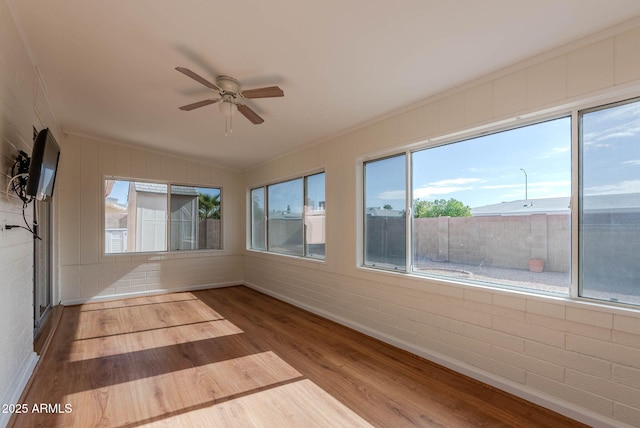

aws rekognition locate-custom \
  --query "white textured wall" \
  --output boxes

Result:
[0,1,57,425]
[57,134,244,304]
[243,18,640,428]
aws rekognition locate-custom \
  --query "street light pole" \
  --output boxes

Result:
[520,168,528,201]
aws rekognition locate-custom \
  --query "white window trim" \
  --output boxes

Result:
[357,88,640,310]
[247,169,326,261]
[102,176,224,256]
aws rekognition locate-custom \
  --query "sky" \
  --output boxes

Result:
[582,100,640,197]
[366,100,640,210]
[367,116,571,210]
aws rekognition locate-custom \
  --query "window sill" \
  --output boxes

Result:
[245,248,326,264]
[356,264,640,315]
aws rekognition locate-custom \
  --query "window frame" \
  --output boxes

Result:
[103,176,223,255]
[358,91,640,309]
[577,96,640,306]
[248,170,326,260]
[266,177,305,257]
[362,153,408,272]
[250,187,266,251]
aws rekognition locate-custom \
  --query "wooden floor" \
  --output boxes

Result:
[11,286,587,427]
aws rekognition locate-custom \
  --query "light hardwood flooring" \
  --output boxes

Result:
[11,286,587,427]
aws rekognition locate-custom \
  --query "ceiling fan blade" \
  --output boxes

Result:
[241,86,284,99]
[175,67,220,91]
[178,98,219,111]
[237,104,264,124]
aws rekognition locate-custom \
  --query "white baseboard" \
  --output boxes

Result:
[0,351,39,428]
[60,281,242,305]
[242,281,630,428]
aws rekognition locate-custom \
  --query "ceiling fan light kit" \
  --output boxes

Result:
[219,94,235,135]
[175,67,283,134]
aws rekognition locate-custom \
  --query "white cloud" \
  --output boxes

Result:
[545,146,570,157]
[481,183,520,190]
[482,180,570,190]
[413,186,473,199]
[623,159,640,166]
[376,190,406,200]
[413,177,481,199]
[584,180,640,196]
[427,178,482,186]
[468,167,497,174]
[529,180,571,188]
[500,191,523,199]
[583,103,640,148]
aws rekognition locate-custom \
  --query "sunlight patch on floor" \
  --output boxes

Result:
[74,298,226,340]
[67,319,243,362]
[62,351,305,427]
[154,379,373,428]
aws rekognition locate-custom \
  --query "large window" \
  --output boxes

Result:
[250,187,266,250]
[268,178,304,256]
[412,118,572,294]
[362,96,640,306]
[580,99,640,305]
[305,172,326,259]
[363,117,573,295]
[250,172,325,259]
[364,155,406,270]
[170,186,221,251]
[104,179,221,254]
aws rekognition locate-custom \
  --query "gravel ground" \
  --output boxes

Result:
[413,259,571,294]
[414,259,640,305]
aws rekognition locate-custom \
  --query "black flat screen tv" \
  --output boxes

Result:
[26,128,61,201]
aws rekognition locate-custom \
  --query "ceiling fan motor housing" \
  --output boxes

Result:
[216,76,240,95]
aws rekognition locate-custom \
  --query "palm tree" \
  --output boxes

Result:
[199,193,220,219]
[198,193,220,248]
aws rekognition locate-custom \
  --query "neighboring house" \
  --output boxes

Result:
[582,192,640,214]
[104,196,128,253]
[127,182,169,252]
[267,205,327,250]
[365,207,405,217]
[471,194,640,216]
[105,183,201,252]
[471,197,571,216]
[170,186,200,251]
[305,204,326,245]
[126,183,207,252]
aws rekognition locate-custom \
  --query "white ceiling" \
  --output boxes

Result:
[10,1,640,170]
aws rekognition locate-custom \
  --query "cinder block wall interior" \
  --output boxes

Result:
[2,3,640,427]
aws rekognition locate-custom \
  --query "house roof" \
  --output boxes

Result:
[472,193,640,216]
[582,192,640,213]
[269,211,302,220]
[133,182,168,194]
[366,207,405,217]
[471,197,570,216]
[170,186,199,197]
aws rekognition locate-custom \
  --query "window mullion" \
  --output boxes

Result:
[264,186,269,252]
[303,176,308,257]
[571,110,580,299]
[167,184,172,252]
[406,150,412,273]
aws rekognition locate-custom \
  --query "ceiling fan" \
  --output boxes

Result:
[175,67,284,131]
